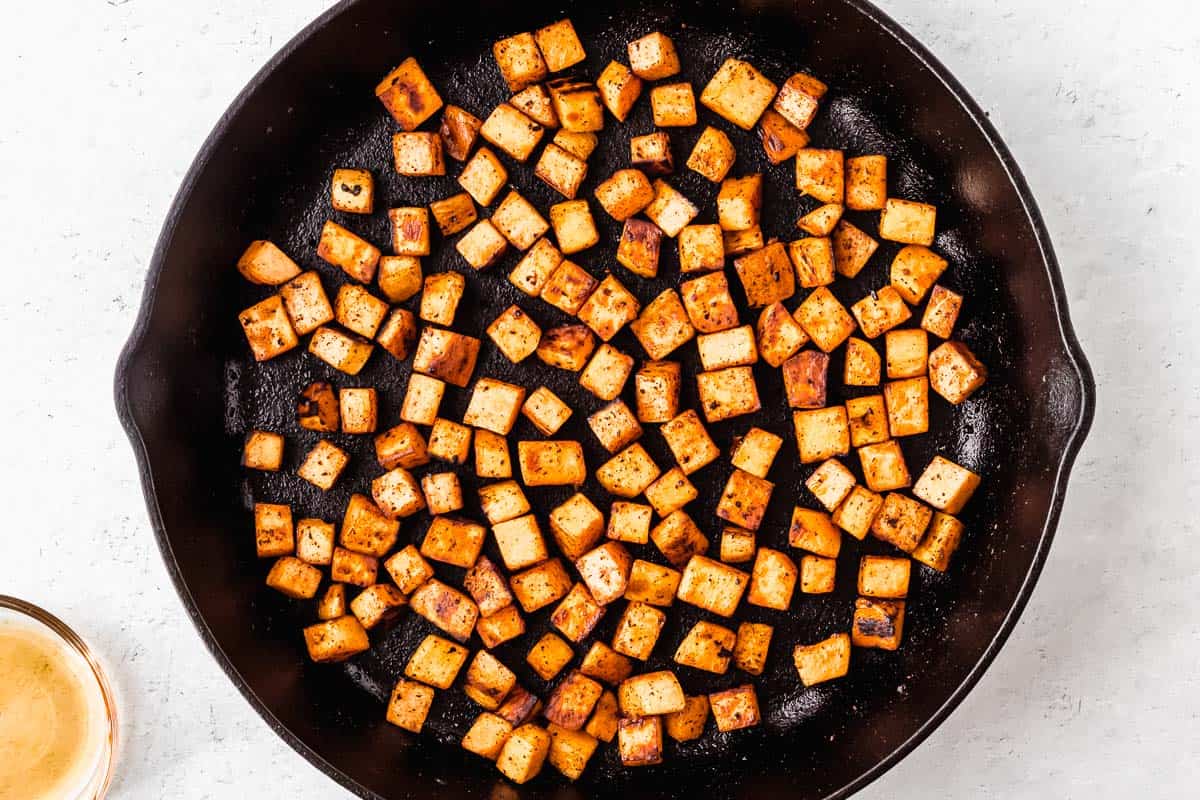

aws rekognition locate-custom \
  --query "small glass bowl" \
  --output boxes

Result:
[0,596,118,800]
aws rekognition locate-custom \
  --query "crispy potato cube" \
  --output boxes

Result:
[912,511,965,571]
[486,305,541,365]
[367,467,425,524]
[607,501,653,545]
[481,104,545,162]
[701,58,777,130]
[298,439,349,490]
[724,226,764,256]
[789,236,835,288]
[717,175,762,232]
[384,544,435,594]
[577,275,639,343]
[465,554,516,616]
[493,32,548,91]
[756,301,809,367]
[858,440,911,492]
[889,246,947,307]
[588,400,643,453]
[392,133,444,177]
[913,455,981,513]
[527,632,574,680]
[660,409,719,475]
[635,360,681,423]
[280,270,334,335]
[844,154,887,211]
[832,219,879,279]
[497,724,551,785]
[788,506,842,557]
[806,458,856,511]
[747,548,798,610]
[498,686,544,727]
[551,584,606,643]
[733,622,773,676]
[650,510,709,567]
[884,376,929,437]
[858,555,911,599]
[553,130,599,160]
[716,468,774,530]
[318,220,380,283]
[696,366,761,423]
[428,417,473,464]
[921,285,963,339]
[340,493,400,555]
[646,467,698,516]
[350,584,407,630]
[237,240,300,285]
[619,671,686,717]
[463,713,514,760]
[429,192,477,237]
[880,198,937,245]
[644,180,698,238]
[376,256,422,304]
[511,558,573,612]
[872,493,933,553]
[421,515,485,568]
[795,287,856,352]
[386,678,435,734]
[618,717,663,767]
[304,615,369,663]
[929,341,988,404]
[594,168,655,221]
[308,326,373,375]
[239,296,298,362]
[832,485,884,540]
[774,72,826,130]
[575,541,633,605]
[475,430,513,479]
[660,695,708,744]
[734,242,795,308]
[846,394,889,447]
[630,289,695,359]
[338,388,378,435]
[330,547,378,587]
[676,555,749,617]
[547,723,598,781]
[518,440,587,486]
[630,131,673,176]
[413,327,481,387]
[535,143,588,199]
[845,336,882,386]
[627,31,680,79]
[851,286,912,340]
[674,620,736,674]
[597,61,643,122]
[296,519,335,566]
[730,427,783,479]
[545,670,604,731]
[549,492,605,560]
[681,271,739,333]
[535,18,586,71]
[548,78,605,133]
[465,650,518,710]
[696,323,758,371]
[852,598,906,650]
[405,633,469,689]
[708,684,760,732]
[410,579,480,642]
[686,126,736,183]
[758,108,810,164]
[793,633,851,686]
[795,148,844,204]
[419,272,464,326]
[650,82,697,127]
[541,261,600,319]
[266,556,322,599]
[616,218,663,278]
[317,584,347,620]
[375,56,442,130]
[493,513,549,571]
[597,443,661,498]
[677,225,723,276]
[510,84,558,129]
[521,386,571,435]
[580,343,635,401]
[580,642,634,685]
[242,430,284,471]
[797,203,844,237]
[374,422,430,470]
[464,377,526,435]
[493,190,550,250]
[477,606,526,648]
[720,526,756,564]
[783,350,830,409]
[439,104,483,162]
[458,147,508,207]
[626,560,682,606]
[800,554,837,594]
[586,690,620,742]
[612,602,666,660]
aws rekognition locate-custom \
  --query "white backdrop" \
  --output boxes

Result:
[0,1,1196,796]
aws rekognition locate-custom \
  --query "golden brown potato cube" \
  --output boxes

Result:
[851,286,912,340]
[429,192,478,236]
[681,271,739,333]
[350,584,408,630]
[578,276,640,344]
[683,127,734,184]
[237,239,301,285]
[852,598,906,650]
[650,510,710,567]
[658,409,718,475]
[304,615,370,663]
[630,131,673,176]
[585,690,620,742]
[626,560,682,606]
[793,632,851,686]
[481,104,545,162]
[630,289,695,360]
[593,168,655,221]
[375,57,443,130]
[296,519,335,566]
[517,439,587,486]
[384,544,435,594]
[858,440,911,492]
[885,329,929,380]
[463,713,515,761]
[541,260,599,316]
[510,84,558,129]
[496,724,551,785]
[644,179,698,238]
[520,386,570,436]
[548,492,604,560]
[676,555,749,617]
[528,631,575,680]
[871,493,933,553]
[607,501,652,545]
[545,670,604,731]
[459,147,509,207]
[421,516,485,568]
[650,82,697,127]
[411,579,480,642]
[716,175,761,232]
[266,556,322,599]
[579,344,635,402]
[551,583,606,643]
[464,554,515,617]
[611,601,666,660]
[318,583,347,620]
[597,443,662,499]
[492,513,549,572]
[844,154,887,211]
[475,430,513,480]
[587,400,643,453]
[858,555,911,599]
[511,558,573,613]
[830,221,877,280]
[755,302,808,368]
[298,439,349,490]
[888,246,947,307]
[788,506,842,557]
[789,236,836,288]
[372,463,425,514]
[548,78,605,133]
[912,455,981,514]
[884,376,929,437]
[696,366,762,423]
[597,61,643,122]
[493,32,548,91]
[716,468,774,530]
[758,108,810,165]
[929,341,988,404]
[844,337,881,387]
[575,541,634,605]
[498,686,544,728]
[619,670,686,717]
[783,350,830,409]
[319,220,380,283]
[635,360,681,423]
[377,256,422,304]
[254,503,293,558]
[795,148,844,204]
[239,295,298,362]
[695,324,757,370]
[611,221,662,281]
[338,388,378,435]
[552,130,598,161]
[536,18,586,72]
[439,104,483,162]
[386,678,435,733]
[747,547,798,610]
[805,458,856,511]
[846,394,889,447]
[547,723,598,781]
[464,650,518,710]
[419,272,464,327]
[800,554,837,594]
[921,285,963,339]
[308,326,373,375]
[912,511,964,571]
[795,287,856,353]
[725,226,765,256]
[880,197,937,245]
[487,305,542,364]
[392,133,445,177]
[673,620,737,674]
[627,31,680,79]
[674,227,724,278]
[535,143,588,199]
[658,695,708,745]
[579,641,634,685]
[374,423,430,470]
[708,684,760,732]
[832,485,884,540]
[341,492,401,555]
[618,716,663,767]
[413,327,481,387]
[727,427,781,480]
[701,57,777,130]
[773,71,826,130]
[646,467,698,517]
[477,606,526,649]
[330,547,379,587]
[491,191,549,251]
[734,242,795,308]
[720,526,756,564]
[428,417,473,464]
[549,199,600,253]
[279,270,334,335]
[242,430,284,471]
[797,203,844,237]
[728,623,772,679]
[463,378,526,436]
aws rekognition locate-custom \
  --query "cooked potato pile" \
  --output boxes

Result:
[236,16,988,784]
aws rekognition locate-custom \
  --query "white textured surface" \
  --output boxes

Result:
[0,0,1195,797]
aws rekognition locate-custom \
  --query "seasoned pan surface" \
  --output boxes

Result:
[115,0,1094,797]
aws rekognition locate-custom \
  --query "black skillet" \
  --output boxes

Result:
[114,0,1095,797]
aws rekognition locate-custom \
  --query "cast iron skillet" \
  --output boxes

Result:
[114,0,1095,797]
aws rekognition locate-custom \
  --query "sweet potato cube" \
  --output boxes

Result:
[376,256,422,304]
[681,271,739,333]
[788,506,842,557]
[793,633,851,686]
[374,423,429,470]
[464,651,518,711]
[845,154,887,210]
[475,430,513,479]
[242,430,284,471]
[510,84,558,129]
[913,455,981,513]
[575,541,633,605]
[350,584,407,630]
[594,168,655,221]
[879,198,937,245]
[871,493,933,553]
[535,143,588,199]
[630,289,695,360]
[644,179,698,238]
[789,236,835,288]
[619,671,686,716]
[650,510,709,566]
[550,199,600,254]
[413,327,481,387]
[733,622,773,676]
[439,104,483,162]
[493,513,549,571]
[627,31,680,80]
[580,343,636,401]
[586,690,620,742]
[912,511,965,572]
[237,240,300,285]
[650,82,697,127]
[579,642,634,685]
[611,602,666,660]
[717,174,762,232]
[607,501,653,545]
[330,548,378,587]
[340,493,400,556]
[596,443,662,498]
[493,32,548,91]
[418,271,463,326]
[805,458,856,511]
[929,341,989,404]
[279,270,334,335]
[428,417,473,464]
[646,467,698,517]
[730,427,783,479]
[795,148,844,204]
[548,78,605,133]
[720,526,756,564]
[578,275,640,341]
[481,104,545,162]
[421,515,485,568]
[725,226,764,255]
[553,130,599,160]
[858,439,911,492]
[297,439,349,490]
[487,304,542,364]
[317,584,346,620]
[845,337,882,386]
[266,556,322,600]
[832,219,879,278]
[308,326,373,375]
[700,58,777,130]
[549,493,605,560]
[375,58,443,131]
[462,713,514,761]
[296,519,335,565]
[858,555,911,599]
[239,296,298,362]
[846,394,889,447]
[716,468,774,530]
[338,388,378,434]
[392,133,445,177]
[686,125,736,182]
[458,147,509,206]
[511,558,573,612]
[758,108,810,164]
[800,554,837,594]
[547,723,598,781]
[429,192,477,237]
[797,203,844,236]
[497,686,544,727]
[464,555,516,617]
[884,377,930,437]
[851,286,912,340]
[795,287,857,352]
[676,555,748,617]
[708,684,760,731]
[678,224,724,274]
[385,545,435,594]
[541,260,598,315]
[734,242,795,307]
[478,480,530,526]
[660,409,720,475]
[535,18,586,71]
[631,131,673,176]
[783,350,830,409]
[756,301,809,367]
[597,61,643,122]
[625,560,682,606]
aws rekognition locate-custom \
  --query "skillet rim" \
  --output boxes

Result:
[113,0,1097,796]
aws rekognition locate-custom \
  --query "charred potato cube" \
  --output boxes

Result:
[858,555,911,599]
[280,270,334,335]
[350,584,407,630]
[630,131,673,176]
[510,84,558,129]
[266,556,322,600]
[650,82,697,127]
[700,58,777,130]
[254,503,293,558]
[912,455,981,513]
[845,336,882,386]
[716,468,774,530]
[884,376,930,437]
[686,125,736,182]
[384,544,435,594]
[696,366,761,423]
[518,439,587,486]
[375,57,443,131]
[493,32,548,91]
[580,642,634,685]
[428,417,473,464]
[674,621,737,674]
[341,493,401,555]
[392,133,445,177]
[298,439,349,490]
[708,684,760,732]
[587,399,643,453]
[793,632,851,686]
[498,686,544,727]
[795,148,844,204]
[797,203,844,237]
[616,218,663,278]
[475,430,513,479]
[720,526,756,564]
[458,147,509,206]
[580,343,636,401]
[413,327,481,387]
[626,560,682,606]
[851,285,912,339]
[858,440,911,492]
[852,598,906,650]
[921,285,963,339]
[522,386,572,435]
[800,554,837,594]
[805,458,856,511]
[717,174,762,232]
[879,198,937,245]
[465,650,518,710]
[871,492,933,553]
[596,443,662,499]
[528,632,575,680]
[911,511,965,572]
[795,286,857,352]
[734,242,795,308]
[618,717,663,767]
[377,255,422,303]
[493,513,549,571]
[330,547,378,587]
[465,554,516,616]
[429,192,478,236]
[481,104,545,162]
[730,427,783,479]
[548,492,605,560]
[611,601,666,660]
[317,584,347,620]
[783,350,830,409]
[477,606,526,648]
[832,219,879,278]
[547,723,598,781]
[630,289,695,359]
[789,236,835,288]
[928,341,988,404]
[774,72,826,130]
[643,180,698,237]
[439,104,483,162]
[607,501,653,545]
[541,260,601,319]
[627,31,680,79]
[681,271,739,333]
[660,408,720,475]
[306,615,371,663]
[239,295,298,362]
[832,485,884,540]
[758,108,810,165]
[463,713,514,761]
[374,423,430,470]
[788,506,842,557]
[511,558,573,612]
[575,541,634,605]
[646,467,698,516]
[487,305,542,364]
[747,547,798,610]
[535,143,588,199]
[594,168,655,221]
[846,394,889,446]
[464,377,527,435]
[635,360,681,423]
[308,326,373,375]
[551,583,606,642]
[548,78,605,133]
[421,515,485,568]
[377,308,417,361]
[405,633,470,689]
[237,239,300,285]
[597,61,643,122]
[296,518,335,565]
[545,670,605,731]
[411,579,480,642]
[756,301,809,367]
[242,430,284,471]
[650,510,709,566]
[733,621,773,676]
[496,724,551,785]
[676,555,749,617]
